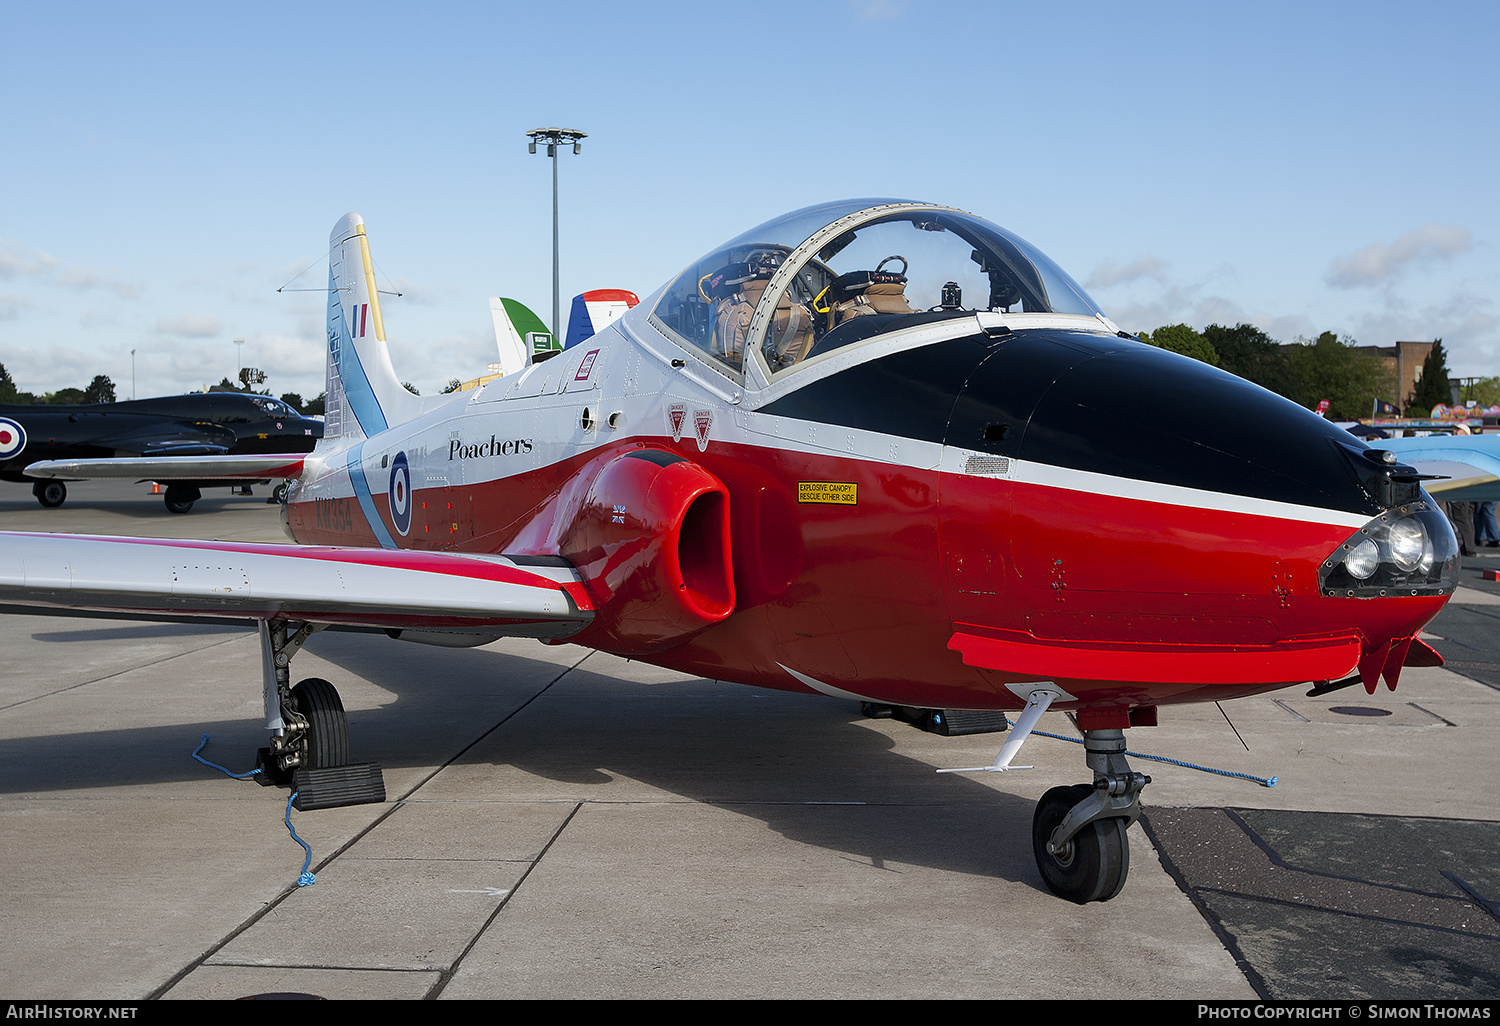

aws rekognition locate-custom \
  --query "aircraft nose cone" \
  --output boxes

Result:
[941,330,1453,691]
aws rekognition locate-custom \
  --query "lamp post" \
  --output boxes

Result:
[526,127,587,341]
[130,348,136,400]
[234,338,244,389]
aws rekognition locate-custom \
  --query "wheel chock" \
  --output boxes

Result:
[291,762,386,810]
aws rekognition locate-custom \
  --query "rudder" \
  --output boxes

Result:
[324,213,422,439]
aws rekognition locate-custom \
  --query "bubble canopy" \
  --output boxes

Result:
[648,200,1105,381]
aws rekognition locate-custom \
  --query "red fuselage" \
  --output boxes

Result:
[284,327,1455,727]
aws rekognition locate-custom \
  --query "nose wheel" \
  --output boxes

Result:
[1033,784,1130,903]
[1030,729,1149,904]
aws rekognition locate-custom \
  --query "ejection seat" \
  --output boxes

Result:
[800,256,915,362]
[706,250,816,370]
[823,256,914,322]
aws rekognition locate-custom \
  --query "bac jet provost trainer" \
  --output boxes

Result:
[0,202,1460,904]
[1,392,323,512]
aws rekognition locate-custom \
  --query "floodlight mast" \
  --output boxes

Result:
[526,127,587,340]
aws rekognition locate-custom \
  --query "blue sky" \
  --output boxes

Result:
[2,0,1496,403]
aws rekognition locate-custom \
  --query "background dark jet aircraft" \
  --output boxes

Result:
[0,392,322,512]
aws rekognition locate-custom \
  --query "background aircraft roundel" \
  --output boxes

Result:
[0,417,25,459]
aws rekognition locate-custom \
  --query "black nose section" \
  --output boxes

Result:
[948,332,1388,517]
[758,327,1397,517]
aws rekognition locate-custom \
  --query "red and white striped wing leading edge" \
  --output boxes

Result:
[0,533,594,637]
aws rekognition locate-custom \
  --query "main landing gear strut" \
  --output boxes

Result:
[255,621,386,810]
[940,688,1150,903]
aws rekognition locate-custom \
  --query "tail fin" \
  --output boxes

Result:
[323,213,423,440]
[488,297,556,375]
[564,289,640,349]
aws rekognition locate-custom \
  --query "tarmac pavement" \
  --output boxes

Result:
[1,480,1497,1001]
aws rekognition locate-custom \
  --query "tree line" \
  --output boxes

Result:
[0,363,326,415]
[1134,323,1494,421]
[0,365,118,406]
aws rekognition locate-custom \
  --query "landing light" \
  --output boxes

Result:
[1387,518,1427,572]
[1319,503,1457,598]
[1344,538,1379,580]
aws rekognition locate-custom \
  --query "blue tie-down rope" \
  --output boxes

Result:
[285,793,316,886]
[1020,721,1279,787]
[192,734,316,885]
[191,733,261,779]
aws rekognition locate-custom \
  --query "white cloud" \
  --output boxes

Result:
[0,290,33,320]
[1344,289,1499,376]
[155,313,224,338]
[1325,224,1473,289]
[1086,255,1168,289]
[378,275,443,307]
[0,240,140,299]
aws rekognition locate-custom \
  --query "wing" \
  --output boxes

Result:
[23,454,308,482]
[0,532,593,638]
[1408,458,1500,502]
[1376,437,1500,503]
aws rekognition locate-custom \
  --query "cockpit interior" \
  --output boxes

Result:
[649,201,1104,382]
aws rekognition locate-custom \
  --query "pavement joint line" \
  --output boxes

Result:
[146,649,595,1000]
[199,961,439,974]
[425,800,586,1001]
[1273,699,1311,721]
[1406,701,1459,726]
[1137,812,1270,1000]
[0,630,249,713]
[1186,885,1500,941]
[357,649,597,812]
[1224,808,1498,908]
[144,794,415,1000]
[1441,871,1500,924]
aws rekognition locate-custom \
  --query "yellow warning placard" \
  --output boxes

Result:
[798,481,858,504]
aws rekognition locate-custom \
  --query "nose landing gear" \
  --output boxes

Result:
[937,689,1150,903]
[1032,729,1149,904]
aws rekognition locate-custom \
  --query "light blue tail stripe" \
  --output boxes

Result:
[329,268,389,436]
[346,443,397,549]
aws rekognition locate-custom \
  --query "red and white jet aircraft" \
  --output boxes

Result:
[0,202,1460,903]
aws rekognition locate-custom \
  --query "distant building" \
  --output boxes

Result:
[1351,340,1436,407]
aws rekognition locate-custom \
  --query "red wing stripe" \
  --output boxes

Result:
[0,532,595,634]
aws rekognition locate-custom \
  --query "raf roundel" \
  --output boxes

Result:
[0,417,26,459]
[388,450,412,536]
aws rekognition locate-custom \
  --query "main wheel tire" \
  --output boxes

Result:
[291,677,349,769]
[270,482,288,504]
[1032,784,1130,904]
[163,484,199,514]
[33,480,66,508]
